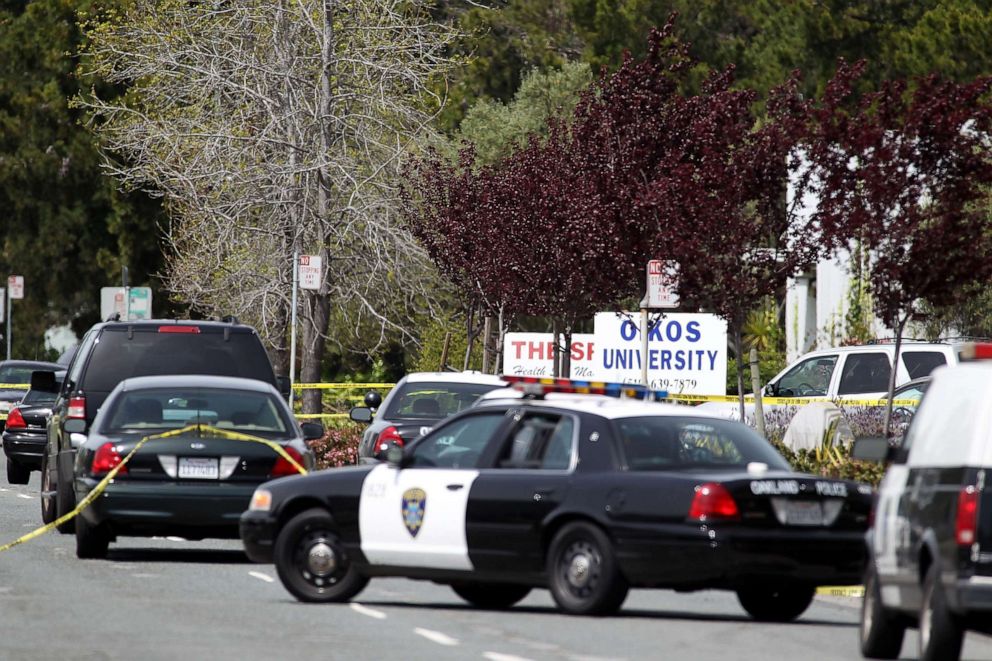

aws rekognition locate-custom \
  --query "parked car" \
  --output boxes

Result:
[2,370,63,484]
[854,344,992,660]
[350,371,506,460]
[0,360,60,429]
[72,375,319,559]
[244,376,871,618]
[44,318,289,533]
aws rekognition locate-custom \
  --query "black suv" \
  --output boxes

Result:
[42,319,287,532]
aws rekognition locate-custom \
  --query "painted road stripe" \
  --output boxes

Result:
[484,653,535,661]
[248,571,275,583]
[17,494,31,500]
[350,603,387,620]
[414,628,459,647]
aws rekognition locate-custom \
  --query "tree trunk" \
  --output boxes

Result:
[463,302,476,371]
[270,299,291,376]
[883,317,907,439]
[735,324,747,423]
[301,288,331,414]
[481,315,493,374]
[551,319,561,378]
[562,323,573,379]
[495,305,508,377]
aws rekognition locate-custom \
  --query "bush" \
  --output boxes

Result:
[307,423,363,469]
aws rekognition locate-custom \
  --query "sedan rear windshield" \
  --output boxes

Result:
[383,381,503,420]
[82,329,274,392]
[101,388,291,437]
[614,416,790,471]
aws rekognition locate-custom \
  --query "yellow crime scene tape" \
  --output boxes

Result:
[817,586,865,597]
[293,383,395,390]
[0,423,307,554]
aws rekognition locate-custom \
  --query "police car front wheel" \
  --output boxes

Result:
[274,507,369,603]
[452,583,531,610]
[547,521,628,616]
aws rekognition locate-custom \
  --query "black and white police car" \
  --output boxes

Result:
[855,344,992,661]
[241,376,871,618]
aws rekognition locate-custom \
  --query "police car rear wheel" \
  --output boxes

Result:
[274,508,369,603]
[548,522,628,616]
[451,583,531,610]
[75,514,110,559]
[860,565,905,659]
[919,563,964,661]
[736,584,815,622]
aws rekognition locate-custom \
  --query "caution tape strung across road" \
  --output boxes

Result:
[0,423,306,554]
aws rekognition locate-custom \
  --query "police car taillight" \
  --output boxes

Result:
[960,343,992,360]
[92,442,128,477]
[377,426,404,454]
[956,485,980,546]
[688,483,740,522]
[271,446,306,477]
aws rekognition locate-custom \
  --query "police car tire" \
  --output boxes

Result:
[919,563,964,661]
[40,456,55,524]
[75,514,110,559]
[860,565,905,659]
[451,583,531,610]
[547,522,629,616]
[736,584,815,622]
[6,459,30,485]
[55,466,76,534]
[274,508,369,604]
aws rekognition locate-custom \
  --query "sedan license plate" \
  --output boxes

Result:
[771,498,824,526]
[178,457,219,479]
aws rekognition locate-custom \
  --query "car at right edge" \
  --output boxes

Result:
[855,343,992,661]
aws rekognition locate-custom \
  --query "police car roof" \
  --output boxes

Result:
[476,388,723,420]
[402,371,507,386]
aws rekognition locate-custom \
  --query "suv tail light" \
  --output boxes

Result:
[376,426,404,454]
[68,396,86,420]
[688,483,740,522]
[92,442,128,476]
[270,446,306,477]
[956,485,980,545]
[5,407,26,430]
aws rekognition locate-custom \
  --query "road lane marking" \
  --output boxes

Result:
[350,603,387,620]
[17,494,31,500]
[248,571,275,583]
[414,628,458,647]
[484,653,534,661]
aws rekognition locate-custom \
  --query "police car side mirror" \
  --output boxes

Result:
[349,407,373,424]
[852,436,891,463]
[385,441,407,467]
[300,422,325,441]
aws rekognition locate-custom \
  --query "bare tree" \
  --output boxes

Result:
[79,0,458,411]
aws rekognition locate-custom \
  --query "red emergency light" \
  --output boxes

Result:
[960,343,992,361]
[500,375,668,401]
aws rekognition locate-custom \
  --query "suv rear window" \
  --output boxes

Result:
[81,329,274,392]
[383,381,502,420]
[902,351,946,379]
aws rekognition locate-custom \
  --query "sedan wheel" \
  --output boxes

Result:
[452,583,531,610]
[75,514,110,559]
[547,522,628,616]
[736,584,815,622]
[274,508,369,603]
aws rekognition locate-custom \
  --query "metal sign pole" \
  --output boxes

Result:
[640,306,649,387]
[289,251,299,408]
[5,290,10,361]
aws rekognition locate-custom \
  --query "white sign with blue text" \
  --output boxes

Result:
[593,312,728,395]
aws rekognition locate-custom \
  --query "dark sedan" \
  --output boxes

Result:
[72,375,320,559]
[243,377,872,619]
[0,360,60,429]
[2,371,63,484]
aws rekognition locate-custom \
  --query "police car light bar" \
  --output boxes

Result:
[960,343,992,361]
[500,375,669,401]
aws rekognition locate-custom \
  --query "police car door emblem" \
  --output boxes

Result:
[401,488,427,538]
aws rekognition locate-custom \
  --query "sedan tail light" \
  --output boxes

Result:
[270,446,306,477]
[5,407,26,430]
[956,485,980,545]
[92,442,128,476]
[688,482,740,522]
[376,426,404,454]
[68,396,86,420]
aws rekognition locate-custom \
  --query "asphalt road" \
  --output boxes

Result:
[3,454,992,661]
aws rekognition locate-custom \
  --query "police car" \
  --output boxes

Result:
[855,344,992,661]
[241,376,872,618]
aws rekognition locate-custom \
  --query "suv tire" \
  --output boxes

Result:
[860,565,906,659]
[919,563,964,661]
[55,462,76,534]
[736,584,815,622]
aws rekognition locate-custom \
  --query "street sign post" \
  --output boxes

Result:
[7,276,23,360]
[299,255,322,291]
[100,287,152,321]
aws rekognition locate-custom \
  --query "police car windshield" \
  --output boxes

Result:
[383,381,502,420]
[615,416,790,471]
